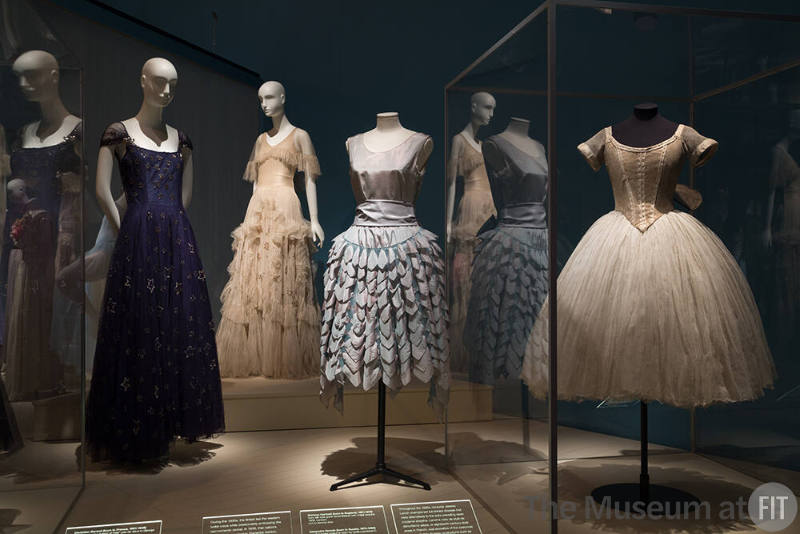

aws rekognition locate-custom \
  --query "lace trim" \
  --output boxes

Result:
[245,144,321,182]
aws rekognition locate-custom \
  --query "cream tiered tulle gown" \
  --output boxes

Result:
[217,129,321,378]
[449,134,496,373]
[523,124,776,407]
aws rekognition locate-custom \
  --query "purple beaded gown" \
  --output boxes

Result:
[87,123,224,463]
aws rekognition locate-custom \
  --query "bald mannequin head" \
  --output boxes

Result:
[12,50,60,102]
[140,57,178,108]
[470,92,496,127]
[258,81,286,117]
[7,178,28,206]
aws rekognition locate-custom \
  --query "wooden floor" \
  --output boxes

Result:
[1,419,798,534]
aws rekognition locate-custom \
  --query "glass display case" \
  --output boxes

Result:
[446,1,800,532]
[0,0,85,531]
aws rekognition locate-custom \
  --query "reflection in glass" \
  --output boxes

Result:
[766,110,800,356]
[446,92,497,373]
[465,117,549,388]
[2,50,82,401]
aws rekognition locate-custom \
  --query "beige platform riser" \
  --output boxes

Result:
[223,387,493,431]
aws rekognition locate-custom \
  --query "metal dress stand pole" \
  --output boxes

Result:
[590,401,699,513]
[330,382,431,491]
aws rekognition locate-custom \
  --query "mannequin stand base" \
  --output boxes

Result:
[330,463,431,491]
[591,482,700,516]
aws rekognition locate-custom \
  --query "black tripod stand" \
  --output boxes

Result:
[330,382,431,491]
[591,401,699,513]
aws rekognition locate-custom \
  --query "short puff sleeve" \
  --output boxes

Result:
[99,122,129,147]
[681,125,718,167]
[178,130,193,152]
[577,129,606,171]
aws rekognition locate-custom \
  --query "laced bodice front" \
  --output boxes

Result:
[578,124,718,232]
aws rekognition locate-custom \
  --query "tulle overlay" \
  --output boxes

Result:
[522,210,776,407]
[320,224,449,416]
[87,203,225,462]
[216,183,319,378]
[464,226,549,384]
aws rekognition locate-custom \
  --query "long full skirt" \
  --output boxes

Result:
[216,185,320,378]
[87,203,225,463]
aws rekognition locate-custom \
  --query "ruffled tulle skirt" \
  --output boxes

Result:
[449,188,496,373]
[320,223,449,415]
[463,225,549,385]
[216,185,320,379]
[522,210,776,407]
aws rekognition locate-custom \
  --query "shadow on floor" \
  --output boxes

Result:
[83,440,223,475]
[518,460,761,533]
[448,431,547,465]
[0,508,30,534]
[322,436,449,488]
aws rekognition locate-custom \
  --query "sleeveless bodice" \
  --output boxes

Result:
[482,135,548,228]
[347,132,429,205]
[101,122,192,210]
[578,124,718,232]
[458,141,492,192]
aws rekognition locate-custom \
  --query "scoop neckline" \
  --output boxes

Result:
[360,131,420,154]
[607,123,684,152]
[20,118,81,149]
[121,120,181,154]
[265,126,297,147]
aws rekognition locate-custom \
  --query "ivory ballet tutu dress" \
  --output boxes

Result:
[523,124,776,406]
[463,134,549,385]
[448,133,496,372]
[216,129,321,378]
[319,132,449,414]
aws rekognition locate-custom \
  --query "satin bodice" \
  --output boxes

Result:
[482,135,548,228]
[579,124,718,232]
[347,132,429,205]
[101,122,192,210]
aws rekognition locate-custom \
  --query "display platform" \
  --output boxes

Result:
[221,378,492,431]
[34,420,795,534]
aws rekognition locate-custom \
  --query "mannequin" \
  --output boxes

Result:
[764,108,800,343]
[321,112,446,490]
[96,57,186,233]
[3,179,59,400]
[260,80,323,245]
[6,50,82,389]
[463,117,549,385]
[12,50,81,148]
[446,92,495,239]
[611,102,677,147]
[216,80,325,379]
[87,57,224,463]
[445,93,497,374]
